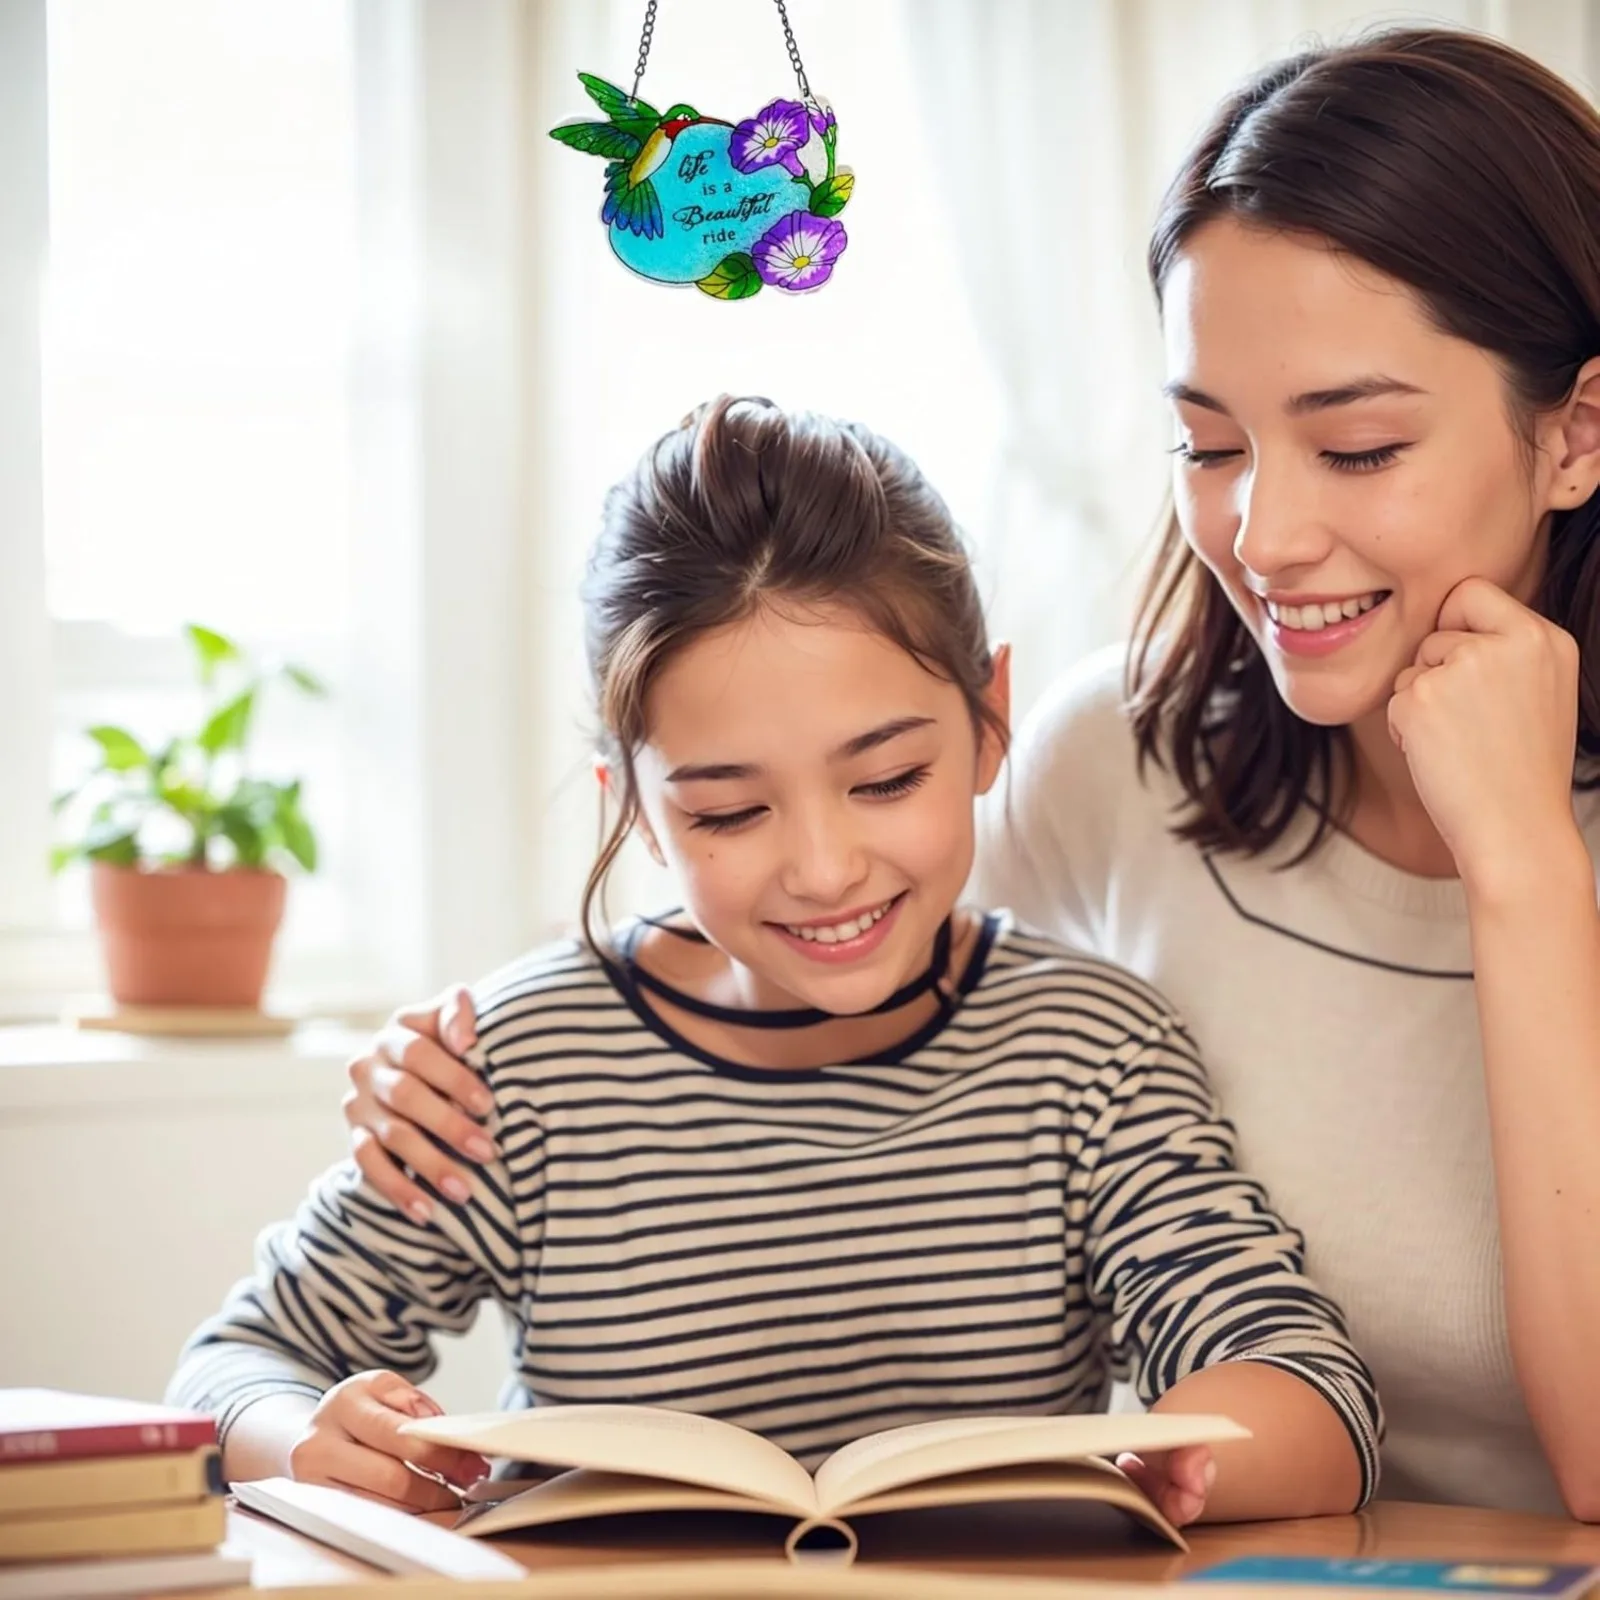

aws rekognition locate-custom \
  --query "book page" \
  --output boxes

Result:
[838,1458,1186,1551]
[454,1468,801,1541]
[813,1412,1250,1513]
[402,1405,818,1516]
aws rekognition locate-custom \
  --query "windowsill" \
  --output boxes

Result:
[0,1021,372,1110]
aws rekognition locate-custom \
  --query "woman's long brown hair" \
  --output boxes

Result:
[1134,28,1600,857]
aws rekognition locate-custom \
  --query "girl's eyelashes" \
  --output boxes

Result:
[853,764,931,800]
[1321,443,1412,473]
[688,805,766,835]
[684,766,931,833]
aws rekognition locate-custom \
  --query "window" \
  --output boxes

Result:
[2,0,360,1009]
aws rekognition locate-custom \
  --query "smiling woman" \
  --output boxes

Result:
[1154,226,1575,805]
[980,28,1600,1519]
[1135,30,1600,866]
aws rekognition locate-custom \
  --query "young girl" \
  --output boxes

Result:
[170,397,1379,1529]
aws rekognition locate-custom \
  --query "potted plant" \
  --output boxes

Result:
[52,624,326,1010]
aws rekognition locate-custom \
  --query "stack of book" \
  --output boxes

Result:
[0,1390,250,1599]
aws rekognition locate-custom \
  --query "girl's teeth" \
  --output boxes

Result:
[785,901,892,942]
[1269,592,1383,630]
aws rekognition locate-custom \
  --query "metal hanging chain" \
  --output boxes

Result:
[631,0,814,104]
[630,0,657,98]
[771,0,814,103]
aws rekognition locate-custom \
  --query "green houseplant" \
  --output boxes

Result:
[53,624,326,1009]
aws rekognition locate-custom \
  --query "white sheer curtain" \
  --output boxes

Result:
[907,0,1600,716]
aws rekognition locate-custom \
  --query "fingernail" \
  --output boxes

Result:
[1203,1460,1218,1490]
[471,1091,493,1116]
[442,1175,471,1204]
[408,1200,432,1224]
[466,1136,496,1162]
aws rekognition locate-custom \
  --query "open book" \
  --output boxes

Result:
[401,1406,1250,1566]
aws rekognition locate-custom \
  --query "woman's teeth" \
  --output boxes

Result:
[1267,592,1385,631]
[783,900,894,944]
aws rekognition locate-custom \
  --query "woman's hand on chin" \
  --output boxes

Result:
[1387,576,1586,901]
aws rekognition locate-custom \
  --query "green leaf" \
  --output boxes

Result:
[50,843,82,873]
[186,624,241,687]
[228,777,281,824]
[696,253,762,301]
[809,172,854,218]
[281,661,327,697]
[197,687,256,755]
[156,779,215,825]
[86,725,149,772]
[84,828,140,867]
[216,806,268,869]
[277,801,318,872]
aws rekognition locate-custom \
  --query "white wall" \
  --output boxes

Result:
[0,1029,508,1415]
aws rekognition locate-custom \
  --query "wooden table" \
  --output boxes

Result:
[188,1499,1600,1597]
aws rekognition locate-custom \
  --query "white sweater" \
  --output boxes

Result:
[977,647,1600,1514]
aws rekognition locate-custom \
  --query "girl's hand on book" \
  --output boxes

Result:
[1113,1444,1216,1528]
[289,1370,491,1512]
[344,986,491,1224]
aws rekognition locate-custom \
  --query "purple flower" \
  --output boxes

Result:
[752,210,847,292]
[809,105,836,139]
[730,98,809,177]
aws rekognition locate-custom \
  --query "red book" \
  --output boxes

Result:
[0,1390,217,1465]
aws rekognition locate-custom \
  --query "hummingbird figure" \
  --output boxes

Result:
[549,73,701,240]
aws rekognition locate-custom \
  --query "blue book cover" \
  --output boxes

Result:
[1185,1557,1598,1597]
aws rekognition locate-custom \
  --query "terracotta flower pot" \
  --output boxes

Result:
[89,862,287,1008]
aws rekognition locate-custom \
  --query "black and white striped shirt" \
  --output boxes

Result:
[170,915,1382,1499]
